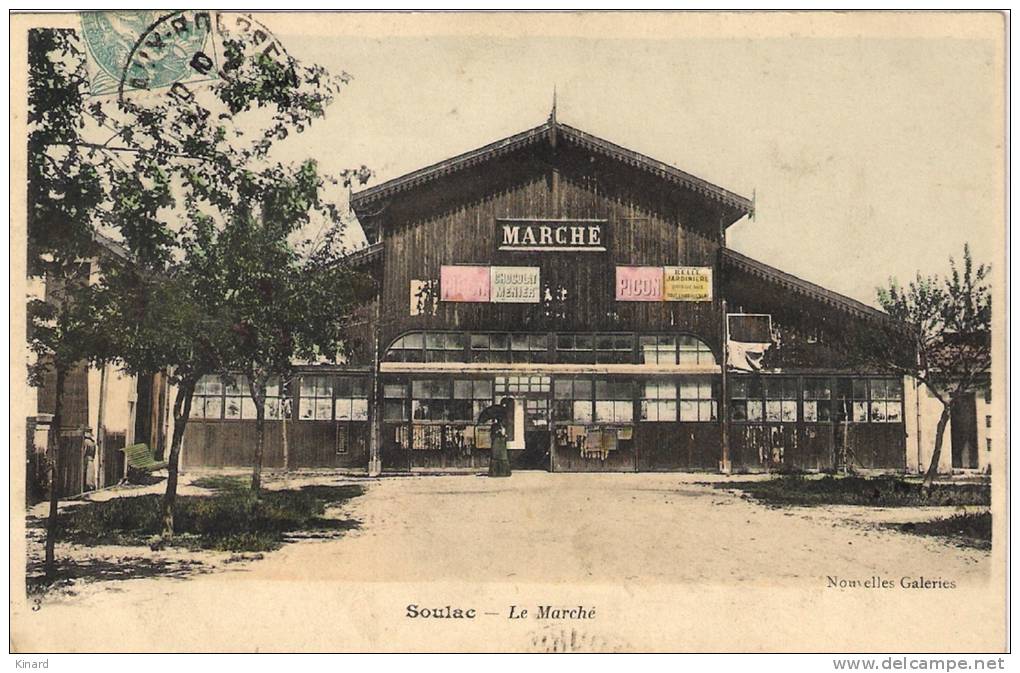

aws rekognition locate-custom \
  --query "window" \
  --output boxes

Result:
[495,376,550,395]
[384,333,424,362]
[679,377,717,422]
[555,334,595,364]
[678,336,716,366]
[986,415,992,429]
[192,376,224,419]
[729,377,763,422]
[510,334,550,362]
[299,376,335,421]
[640,381,677,422]
[986,438,992,452]
[835,379,869,423]
[553,378,593,422]
[334,377,369,421]
[868,378,902,423]
[455,378,494,421]
[411,379,489,422]
[595,334,633,364]
[383,383,409,422]
[764,378,798,423]
[191,375,287,420]
[471,333,508,363]
[802,378,832,422]
[595,379,634,423]
[425,333,466,363]
[640,336,676,365]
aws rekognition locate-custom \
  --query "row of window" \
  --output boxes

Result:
[729,377,903,423]
[190,375,369,422]
[383,331,718,366]
[190,374,904,426]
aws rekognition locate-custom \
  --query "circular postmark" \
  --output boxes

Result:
[116,11,292,105]
[80,11,214,96]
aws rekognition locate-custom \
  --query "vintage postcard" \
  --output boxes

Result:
[9,11,1008,654]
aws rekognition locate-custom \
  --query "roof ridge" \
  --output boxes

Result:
[350,119,753,216]
[721,247,893,322]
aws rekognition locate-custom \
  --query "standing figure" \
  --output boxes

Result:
[480,397,513,478]
[82,427,97,492]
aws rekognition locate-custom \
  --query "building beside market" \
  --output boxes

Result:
[27,112,994,488]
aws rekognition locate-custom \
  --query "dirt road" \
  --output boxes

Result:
[13,472,1001,652]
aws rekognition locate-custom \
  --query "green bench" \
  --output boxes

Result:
[120,443,168,481]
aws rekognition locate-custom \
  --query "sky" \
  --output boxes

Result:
[230,13,1005,309]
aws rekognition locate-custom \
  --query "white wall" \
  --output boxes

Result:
[906,376,954,475]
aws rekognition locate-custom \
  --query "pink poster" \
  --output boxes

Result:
[440,265,491,302]
[615,266,663,301]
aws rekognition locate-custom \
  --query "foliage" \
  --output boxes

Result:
[717,475,990,508]
[892,511,991,550]
[851,244,991,406]
[55,483,363,551]
[26,28,111,383]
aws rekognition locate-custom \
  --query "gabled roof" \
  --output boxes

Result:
[342,241,384,268]
[350,119,754,220]
[721,248,894,323]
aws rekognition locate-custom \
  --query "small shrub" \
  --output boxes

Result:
[57,484,363,552]
[894,512,991,549]
[717,475,989,507]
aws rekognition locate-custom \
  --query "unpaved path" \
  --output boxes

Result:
[13,473,999,652]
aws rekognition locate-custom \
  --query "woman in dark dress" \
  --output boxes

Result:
[482,397,513,478]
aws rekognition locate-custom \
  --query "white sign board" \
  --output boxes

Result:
[490,266,540,303]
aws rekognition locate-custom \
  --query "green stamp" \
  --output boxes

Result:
[80,11,215,96]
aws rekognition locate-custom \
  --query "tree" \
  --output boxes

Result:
[95,20,370,542]
[852,245,991,491]
[26,29,112,577]
[219,164,373,493]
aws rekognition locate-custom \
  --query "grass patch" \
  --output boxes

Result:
[57,483,363,552]
[717,475,989,507]
[190,475,249,492]
[893,512,992,550]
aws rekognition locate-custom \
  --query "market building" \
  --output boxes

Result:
[29,111,992,486]
[179,110,984,475]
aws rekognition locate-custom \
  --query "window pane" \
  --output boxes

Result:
[190,399,206,419]
[490,333,509,350]
[804,400,818,422]
[852,380,868,400]
[299,376,317,397]
[573,401,593,423]
[699,401,717,422]
[453,380,473,399]
[531,334,548,351]
[871,379,887,399]
[615,401,634,422]
[574,379,592,399]
[781,400,797,422]
[765,400,782,422]
[473,380,493,400]
[554,379,573,399]
[425,333,443,349]
[886,402,902,422]
[383,384,407,399]
[747,400,763,422]
[730,400,747,422]
[241,396,257,420]
[853,401,868,422]
[446,333,465,350]
[383,401,406,421]
[334,377,352,398]
[224,397,242,419]
[575,335,593,350]
[511,334,529,351]
[471,334,489,350]
[335,398,354,421]
[679,380,699,400]
[315,399,332,420]
[265,398,281,420]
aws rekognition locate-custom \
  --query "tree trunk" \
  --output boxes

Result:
[922,404,952,494]
[44,365,67,578]
[249,372,268,495]
[159,377,196,545]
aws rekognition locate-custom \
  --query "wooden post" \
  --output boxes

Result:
[95,363,109,488]
[718,217,731,474]
[720,298,731,474]
[368,299,382,476]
